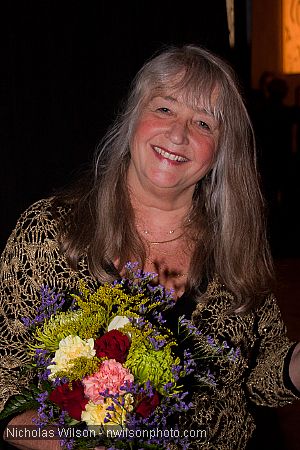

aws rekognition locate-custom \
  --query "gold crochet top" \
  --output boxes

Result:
[0,198,299,449]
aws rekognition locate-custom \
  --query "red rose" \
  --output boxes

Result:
[94,329,130,363]
[136,391,160,418]
[49,381,88,421]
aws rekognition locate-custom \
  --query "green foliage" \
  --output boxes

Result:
[0,387,39,420]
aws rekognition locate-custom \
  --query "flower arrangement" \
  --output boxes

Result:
[1,263,240,449]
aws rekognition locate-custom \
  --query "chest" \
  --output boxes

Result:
[143,240,192,298]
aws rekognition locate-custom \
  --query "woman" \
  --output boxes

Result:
[1,45,300,449]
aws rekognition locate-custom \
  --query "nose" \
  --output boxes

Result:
[165,119,189,145]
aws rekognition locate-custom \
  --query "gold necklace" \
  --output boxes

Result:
[143,228,177,236]
[146,232,185,245]
[139,218,190,242]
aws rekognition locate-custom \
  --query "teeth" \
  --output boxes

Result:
[153,146,188,162]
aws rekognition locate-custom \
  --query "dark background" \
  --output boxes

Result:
[1,0,250,251]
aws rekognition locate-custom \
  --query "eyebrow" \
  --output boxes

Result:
[157,95,216,118]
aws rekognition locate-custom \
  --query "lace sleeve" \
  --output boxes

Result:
[246,293,299,407]
[0,199,70,412]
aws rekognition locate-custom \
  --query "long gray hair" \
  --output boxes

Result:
[56,45,274,313]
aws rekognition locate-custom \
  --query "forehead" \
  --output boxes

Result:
[146,86,220,120]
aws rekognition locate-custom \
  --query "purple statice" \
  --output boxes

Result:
[37,368,51,382]
[196,368,217,387]
[103,413,112,423]
[21,286,65,328]
[179,315,202,338]
[123,262,176,308]
[54,412,76,450]
[138,303,147,315]
[106,404,117,412]
[59,437,75,450]
[183,349,197,375]
[151,310,167,325]
[206,335,217,348]
[52,375,68,387]
[21,317,31,327]
[205,336,240,364]
[33,349,53,382]
[148,336,166,350]
[221,340,230,349]
[228,346,241,362]
[32,391,50,428]
[115,375,193,449]
[56,410,68,426]
[143,379,154,397]
[171,363,182,382]
[124,262,158,287]
[132,316,147,328]
[34,348,51,366]
[36,391,48,404]
[162,381,175,393]
[206,369,217,386]
[146,283,175,308]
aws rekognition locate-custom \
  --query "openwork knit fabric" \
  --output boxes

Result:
[0,198,299,449]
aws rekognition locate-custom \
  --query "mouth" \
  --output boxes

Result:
[152,146,189,162]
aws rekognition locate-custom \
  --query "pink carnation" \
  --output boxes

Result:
[82,359,134,404]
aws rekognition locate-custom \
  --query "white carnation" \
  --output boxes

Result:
[48,334,95,379]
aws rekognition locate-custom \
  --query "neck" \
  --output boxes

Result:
[127,172,193,221]
[129,188,192,233]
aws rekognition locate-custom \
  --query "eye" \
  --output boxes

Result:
[197,120,210,130]
[156,107,171,114]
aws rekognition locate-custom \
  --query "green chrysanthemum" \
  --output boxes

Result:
[125,339,180,395]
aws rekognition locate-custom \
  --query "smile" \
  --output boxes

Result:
[153,146,188,162]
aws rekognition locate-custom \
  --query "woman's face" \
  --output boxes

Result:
[128,91,219,198]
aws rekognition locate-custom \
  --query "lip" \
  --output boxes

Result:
[152,145,189,163]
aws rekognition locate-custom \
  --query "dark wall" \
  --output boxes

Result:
[1,1,231,250]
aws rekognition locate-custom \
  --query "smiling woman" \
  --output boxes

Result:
[1,45,300,450]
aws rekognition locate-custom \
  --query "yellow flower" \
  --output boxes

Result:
[81,394,134,427]
[48,335,95,379]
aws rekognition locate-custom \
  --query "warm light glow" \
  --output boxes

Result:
[282,0,300,73]
[226,0,235,48]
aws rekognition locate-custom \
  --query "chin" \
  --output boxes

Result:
[149,177,180,190]
[146,170,182,188]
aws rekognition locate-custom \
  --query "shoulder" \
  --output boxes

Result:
[2,198,71,260]
[15,197,68,226]
[192,277,278,323]
[9,197,69,241]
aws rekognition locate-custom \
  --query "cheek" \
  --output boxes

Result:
[131,118,160,160]
[133,117,159,142]
[194,139,216,168]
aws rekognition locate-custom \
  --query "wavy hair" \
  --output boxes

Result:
[54,45,274,313]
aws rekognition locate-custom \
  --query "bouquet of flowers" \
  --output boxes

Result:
[1,263,240,449]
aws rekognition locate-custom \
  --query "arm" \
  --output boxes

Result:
[0,199,80,412]
[289,342,300,391]
[0,200,67,447]
[4,410,61,450]
[4,410,105,450]
[246,294,300,406]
